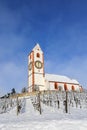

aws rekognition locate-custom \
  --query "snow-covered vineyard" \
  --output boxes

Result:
[0,91,87,130]
[0,91,87,114]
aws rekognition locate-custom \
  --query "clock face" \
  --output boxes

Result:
[35,60,42,69]
[28,62,32,70]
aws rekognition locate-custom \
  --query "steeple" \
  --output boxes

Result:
[32,43,42,52]
[28,43,45,92]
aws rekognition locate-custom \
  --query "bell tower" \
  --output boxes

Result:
[28,44,45,92]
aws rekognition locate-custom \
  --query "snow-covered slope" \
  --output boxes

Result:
[0,96,87,130]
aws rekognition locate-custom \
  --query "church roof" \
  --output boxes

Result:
[45,73,79,84]
[32,43,42,52]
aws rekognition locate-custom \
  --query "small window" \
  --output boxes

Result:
[64,84,68,91]
[36,53,40,58]
[72,85,75,91]
[54,82,58,89]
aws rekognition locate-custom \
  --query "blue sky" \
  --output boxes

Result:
[0,0,87,95]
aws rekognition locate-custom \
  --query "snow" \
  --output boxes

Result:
[45,73,79,84]
[0,96,87,130]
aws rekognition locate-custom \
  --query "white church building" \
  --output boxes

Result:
[28,44,82,92]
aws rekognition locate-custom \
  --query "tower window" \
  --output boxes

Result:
[54,82,58,89]
[36,53,40,58]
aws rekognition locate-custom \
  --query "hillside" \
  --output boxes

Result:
[0,91,87,130]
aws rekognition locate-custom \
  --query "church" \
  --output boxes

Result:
[28,44,82,92]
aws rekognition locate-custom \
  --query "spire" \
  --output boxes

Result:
[32,43,42,51]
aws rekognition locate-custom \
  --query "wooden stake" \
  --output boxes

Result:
[65,91,68,113]
[38,91,41,114]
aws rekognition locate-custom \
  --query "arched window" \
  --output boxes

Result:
[64,84,68,91]
[54,82,58,89]
[72,85,75,91]
[36,53,40,58]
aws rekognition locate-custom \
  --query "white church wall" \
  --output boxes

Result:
[28,76,32,86]
[44,80,50,90]
[58,83,65,91]
[48,82,80,92]
[28,86,32,92]
[34,74,44,86]
[74,85,80,92]
[48,82,65,91]
[49,82,54,90]
[34,67,43,73]
[67,84,72,91]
